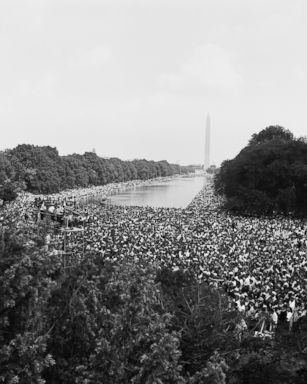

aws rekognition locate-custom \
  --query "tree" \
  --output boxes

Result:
[248,125,294,146]
[215,127,307,215]
[45,260,185,384]
[0,223,61,383]
[156,268,238,376]
[0,181,24,203]
[0,145,191,195]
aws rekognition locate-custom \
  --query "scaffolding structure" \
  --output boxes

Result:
[36,193,110,270]
[60,226,85,270]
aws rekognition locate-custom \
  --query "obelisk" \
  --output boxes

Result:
[204,114,211,170]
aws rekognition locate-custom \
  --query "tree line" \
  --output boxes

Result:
[0,144,193,200]
[214,126,307,216]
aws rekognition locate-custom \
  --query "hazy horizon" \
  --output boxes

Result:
[1,0,307,166]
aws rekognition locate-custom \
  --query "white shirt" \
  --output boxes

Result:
[272,312,278,324]
[286,311,293,322]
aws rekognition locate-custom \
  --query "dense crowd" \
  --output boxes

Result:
[2,180,307,336]
[0,177,177,226]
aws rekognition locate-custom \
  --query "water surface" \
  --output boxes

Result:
[109,175,206,208]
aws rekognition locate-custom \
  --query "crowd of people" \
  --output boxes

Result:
[47,183,307,334]
[1,179,307,337]
[0,177,175,227]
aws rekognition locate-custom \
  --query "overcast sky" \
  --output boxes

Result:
[1,0,306,165]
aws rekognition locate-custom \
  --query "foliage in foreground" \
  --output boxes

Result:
[214,126,307,215]
[1,225,307,383]
[0,224,60,383]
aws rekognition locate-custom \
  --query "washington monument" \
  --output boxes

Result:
[204,114,211,170]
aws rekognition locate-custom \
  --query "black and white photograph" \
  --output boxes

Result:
[1,1,307,383]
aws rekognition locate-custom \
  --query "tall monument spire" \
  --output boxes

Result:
[204,113,211,170]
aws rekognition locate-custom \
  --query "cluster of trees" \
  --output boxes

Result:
[1,223,307,383]
[0,144,193,199]
[214,126,307,215]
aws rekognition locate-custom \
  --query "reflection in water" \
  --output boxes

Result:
[109,176,206,208]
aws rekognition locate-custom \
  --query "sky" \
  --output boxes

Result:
[1,0,307,166]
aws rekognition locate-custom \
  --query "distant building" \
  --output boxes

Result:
[206,164,219,175]
[187,164,203,171]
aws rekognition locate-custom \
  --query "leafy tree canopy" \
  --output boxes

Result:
[0,145,193,197]
[215,126,307,215]
[248,125,294,146]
